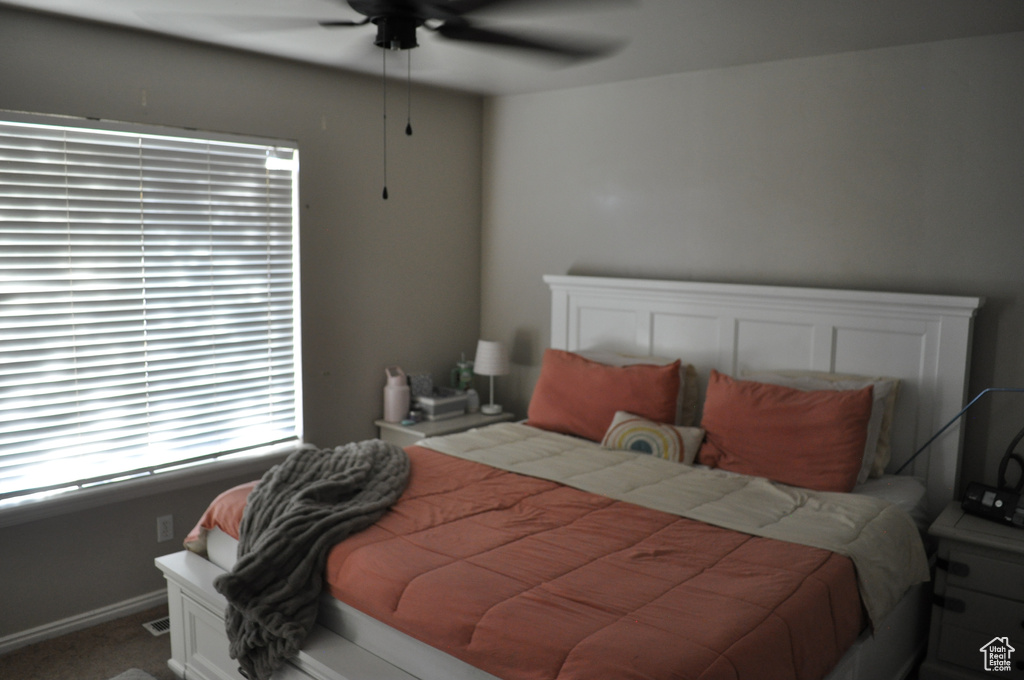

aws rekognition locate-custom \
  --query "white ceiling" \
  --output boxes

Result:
[6,0,1024,96]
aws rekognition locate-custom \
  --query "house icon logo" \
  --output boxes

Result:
[980,637,1015,672]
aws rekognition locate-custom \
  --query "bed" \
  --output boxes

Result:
[156,274,983,680]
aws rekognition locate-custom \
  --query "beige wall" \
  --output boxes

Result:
[481,33,1024,492]
[0,6,482,639]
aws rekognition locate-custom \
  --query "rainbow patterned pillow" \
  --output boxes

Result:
[601,411,705,464]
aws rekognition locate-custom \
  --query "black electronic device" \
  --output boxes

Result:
[960,423,1024,527]
[961,481,1024,527]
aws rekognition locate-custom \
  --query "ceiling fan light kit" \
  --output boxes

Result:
[320,0,624,198]
[372,15,419,51]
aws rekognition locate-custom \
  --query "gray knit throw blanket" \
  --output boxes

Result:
[213,439,410,680]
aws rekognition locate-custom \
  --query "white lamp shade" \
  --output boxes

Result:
[474,340,509,376]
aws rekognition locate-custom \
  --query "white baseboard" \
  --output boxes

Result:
[0,589,167,656]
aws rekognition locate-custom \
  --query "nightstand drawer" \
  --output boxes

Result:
[940,585,1024,634]
[925,503,1024,680]
[947,546,1024,601]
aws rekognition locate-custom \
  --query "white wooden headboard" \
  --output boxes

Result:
[545,275,983,518]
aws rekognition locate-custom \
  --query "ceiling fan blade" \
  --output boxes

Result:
[436,22,618,60]
[319,18,371,27]
[432,0,634,17]
[136,12,333,34]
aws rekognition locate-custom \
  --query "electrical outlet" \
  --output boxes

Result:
[156,514,174,543]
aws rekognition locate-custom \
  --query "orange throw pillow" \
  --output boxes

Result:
[527,349,681,442]
[697,370,872,492]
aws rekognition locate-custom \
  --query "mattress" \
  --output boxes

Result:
[187,440,928,680]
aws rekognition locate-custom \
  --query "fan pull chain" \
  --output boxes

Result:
[381,43,388,200]
[406,50,413,136]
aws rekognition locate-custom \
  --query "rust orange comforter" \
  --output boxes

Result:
[188,445,864,680]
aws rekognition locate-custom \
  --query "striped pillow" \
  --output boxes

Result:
[601,411,705,464]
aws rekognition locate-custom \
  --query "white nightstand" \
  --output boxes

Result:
[374,411,515,448]
[919,502,1024,679]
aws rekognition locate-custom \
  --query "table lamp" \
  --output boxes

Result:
[474,340,509,415]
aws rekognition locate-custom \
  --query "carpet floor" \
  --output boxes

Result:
[0,605,176,680]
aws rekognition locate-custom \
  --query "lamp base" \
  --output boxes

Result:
[481,404,503,415]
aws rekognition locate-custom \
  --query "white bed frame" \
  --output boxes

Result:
[156,275,983,680]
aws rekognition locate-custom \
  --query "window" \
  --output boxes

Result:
[0,112,302,508]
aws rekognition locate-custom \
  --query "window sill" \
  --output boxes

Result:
[0,444,295,530]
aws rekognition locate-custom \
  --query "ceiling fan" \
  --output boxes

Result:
[318,0,625,199]
[319,0,621,59]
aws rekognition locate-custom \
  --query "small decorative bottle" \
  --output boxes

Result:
[466,388,480,413]
[383,366,410,423]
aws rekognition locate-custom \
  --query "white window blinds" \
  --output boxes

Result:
[0,113,301,506]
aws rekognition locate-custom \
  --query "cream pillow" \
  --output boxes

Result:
[741,370,900,482]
